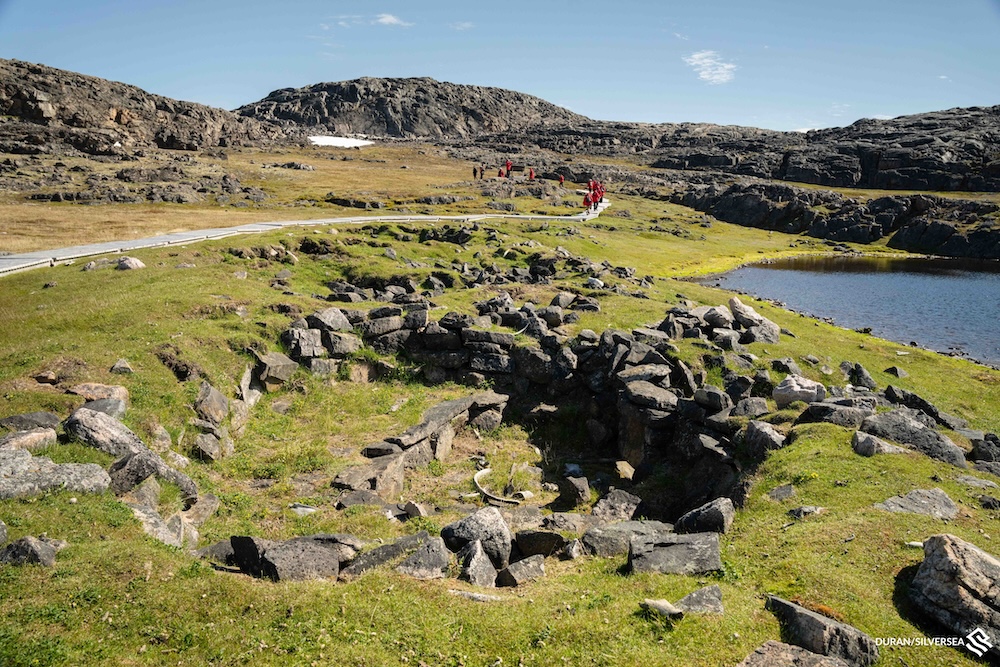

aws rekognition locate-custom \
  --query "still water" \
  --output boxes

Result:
[704,255,1000,367]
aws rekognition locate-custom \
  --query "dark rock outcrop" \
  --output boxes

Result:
[0,58,286,155]
[237,76,586,140]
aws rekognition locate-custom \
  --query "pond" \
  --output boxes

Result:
[702,255,1000,367]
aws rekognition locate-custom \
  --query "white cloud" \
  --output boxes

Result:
[450,21,474,30]
[873,114,894,120]
[673,32,689,41]
[375,13,413,27]
[939,75,952,82]
[683,51,736,85]
[830,103,851,117]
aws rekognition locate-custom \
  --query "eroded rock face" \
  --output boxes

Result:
[0,58,286,155]
[909,534,1000,661]
[860,410,966,467]
[236,76,586,140]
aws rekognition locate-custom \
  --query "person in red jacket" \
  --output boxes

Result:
[528,168,535,180]
[583,192,592,210]
[498,167,504,178]
[558,174,565,186]
[505,159,513,178]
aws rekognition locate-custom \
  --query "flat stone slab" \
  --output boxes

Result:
[737,641,851,667]
[874,488,958,520]
[582,520,673,557]
[675,584,724,614]
[627,532,722,575]
[0,448,110,499]
[766,595,879,667]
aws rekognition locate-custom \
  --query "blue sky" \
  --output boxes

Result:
[1,0,998,131]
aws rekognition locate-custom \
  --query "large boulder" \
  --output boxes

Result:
[582,520,673,557]
[874,488,958,520]
[627,532,722,575]
[441,507,512,570]
[0,448,110,499]
[592,488,643,522]
[743,420,787,460]
[860,410,966,467]
[496,554,545,587]
[765,595,879,667]
[458,540,498,587]
[0,536,58,567]
[396,537,451,580]
[909,534,1000,661]
[851,431,908,456]
[0,427,57,451]
[773,375,826,408]
[674,497,735,534]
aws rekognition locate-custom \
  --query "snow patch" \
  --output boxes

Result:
[308,136,374,148]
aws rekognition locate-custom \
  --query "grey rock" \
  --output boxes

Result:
[874,488,958,520]
[956,474,998,489]
[255,351,298,390]
[230,535,277,578]
[561,476,590,506]
[624,381,678,411]
[743,420,787,460]
[0,448,110,499]
[772,357,804,377]
[674,497,735,534]
[127,503,189,548]
[802,402,874,428]
[732,397,770,418]
[0,535,57,567]
[562,538,585,560]
[769,484,796,501]
[323,331,364,357]
[860,410,966,467]
[340,531,429,580]
[110,358,134,374]
[469,409,503,431]
[197,540,236,565]
[773,374,826,408]
[693,385,733,413]
[260,539,341,581]
[496,554,545,587]
[640,598,684,620]
[458,540,498,587]
[909,533,1000,661]
[884,385,967,430]
[0,519,6,545]
[0,411,61,432]
[108,451,158,495]
[515,530,566,558]
[736,641,851,667]
[627,532,722,575]
[441,506,512,569]
[336,489,386,509]
[850,431,908,456]
[332,453,405,501]
[582,520,673,557]
[194,381,229,426]
[396,537,451,580]
[306,307,352,332]
[675,584,723,614]
[0,427,57,451]
[592,488,643,522]
[81,398,128,420]
[765,596,880,666]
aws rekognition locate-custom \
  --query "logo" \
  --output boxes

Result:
[966,628,994,658]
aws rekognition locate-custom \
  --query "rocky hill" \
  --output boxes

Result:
[235,76,588,139]
[486,107,1000,192]
[0,59,287,155]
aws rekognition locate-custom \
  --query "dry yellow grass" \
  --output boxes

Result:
[0,143,483,253]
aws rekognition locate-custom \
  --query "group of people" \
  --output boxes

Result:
[471,159,542,181]
[583,179,605,211]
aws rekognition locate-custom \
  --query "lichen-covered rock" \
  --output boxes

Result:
[441,506,512,570]
[765,595,879,667]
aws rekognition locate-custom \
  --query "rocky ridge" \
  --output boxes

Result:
[235,76,587,140]
[0,59,286,156]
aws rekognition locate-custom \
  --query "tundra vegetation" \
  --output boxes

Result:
[1,141,999,667]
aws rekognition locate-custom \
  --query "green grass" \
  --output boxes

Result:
[0,150,998,666]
